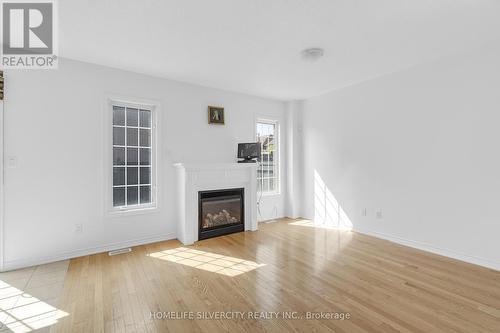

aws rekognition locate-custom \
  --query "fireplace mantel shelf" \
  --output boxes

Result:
[173,162,258,171]
[174,162,258,245]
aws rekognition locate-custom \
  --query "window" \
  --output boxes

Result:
[256,120,279,194]
[112,104,155,210]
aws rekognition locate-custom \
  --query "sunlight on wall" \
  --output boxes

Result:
[0,280,68,333]
[312,170,353,230]
[148,247,265,277]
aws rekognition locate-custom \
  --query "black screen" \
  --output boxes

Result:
[238,143,260,159]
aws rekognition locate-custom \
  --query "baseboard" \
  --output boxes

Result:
[2,232,177,272]
[258,217,284,223]
[257,215,286,223]
[285,216,305,220]
[354,227,500,272]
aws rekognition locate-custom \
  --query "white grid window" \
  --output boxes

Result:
[112,105,154,208]
[256,120,279,194]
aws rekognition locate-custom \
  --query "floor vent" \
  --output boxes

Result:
[108,248,132,256]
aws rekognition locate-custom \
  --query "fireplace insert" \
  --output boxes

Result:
[198,188,244,240]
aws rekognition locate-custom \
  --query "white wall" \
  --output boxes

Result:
[1,58,286,270]
[300,46,500,270]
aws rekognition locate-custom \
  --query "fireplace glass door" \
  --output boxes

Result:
[199,188,244,240]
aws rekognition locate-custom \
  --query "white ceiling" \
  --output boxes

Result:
[60,0,500,100]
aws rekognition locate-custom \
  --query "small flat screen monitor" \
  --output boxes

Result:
[238,143,260,161]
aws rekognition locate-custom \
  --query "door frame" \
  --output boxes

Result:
[0,97,4,271]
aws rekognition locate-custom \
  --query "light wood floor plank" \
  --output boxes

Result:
[51,219,500,333]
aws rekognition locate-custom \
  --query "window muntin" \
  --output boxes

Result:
[112,105,153,208]
[256,121,279,194]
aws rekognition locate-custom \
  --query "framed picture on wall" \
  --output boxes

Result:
[208,106,225,125]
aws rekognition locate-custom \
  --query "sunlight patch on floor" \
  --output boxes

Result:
[0,279,68,333]
[288,219,353,231]
[148,247,265,277]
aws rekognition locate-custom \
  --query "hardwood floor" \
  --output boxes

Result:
[52,219,500,333]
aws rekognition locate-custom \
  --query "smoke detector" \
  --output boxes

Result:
[301,48,325,61]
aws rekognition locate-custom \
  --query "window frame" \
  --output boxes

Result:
[255,118,280,196]
[105,96,159,215]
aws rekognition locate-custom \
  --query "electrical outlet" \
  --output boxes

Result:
[75,224,83,234]
[6,156,17,168]
[376,210,383,219]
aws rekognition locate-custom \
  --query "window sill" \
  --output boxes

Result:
[107,205,159,218]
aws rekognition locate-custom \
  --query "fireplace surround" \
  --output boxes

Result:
[198,188,244,240]
[174,163,258,245]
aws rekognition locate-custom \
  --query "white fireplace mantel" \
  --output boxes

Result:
[174,163,258,245]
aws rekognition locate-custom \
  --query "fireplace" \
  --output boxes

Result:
[198,188,244,240]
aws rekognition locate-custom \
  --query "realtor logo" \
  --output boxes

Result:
[1,0,58,69]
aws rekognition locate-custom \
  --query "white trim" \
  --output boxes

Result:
[354,226,500,272]
[103,94,161,216]
[261,191,280,197]
[255,117,281,195]
[0,99,4,272]
[174,163,258,245]
[107,205,159,218]
[1,232,176,272]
